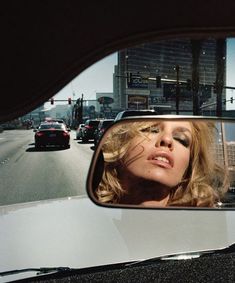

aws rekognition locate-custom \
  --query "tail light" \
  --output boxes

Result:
[63,131,70,137]
[36,132,44,137]
[85,125,93,129]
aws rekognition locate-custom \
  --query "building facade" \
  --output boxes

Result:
[114,38,227,114]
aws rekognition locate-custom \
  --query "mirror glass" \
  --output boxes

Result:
[87,117,235,209]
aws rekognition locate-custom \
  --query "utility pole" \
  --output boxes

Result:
[215,39,226,117]
[75,94,84,125]
[175,65,180,114]
[80,94,84,124]
[191,39,202,115]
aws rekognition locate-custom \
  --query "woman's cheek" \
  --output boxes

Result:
[175,148,190,176]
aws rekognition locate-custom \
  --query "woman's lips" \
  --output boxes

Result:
[148,151,174,168]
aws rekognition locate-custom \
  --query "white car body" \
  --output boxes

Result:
[1,195,235,281]
[76,124,85,140]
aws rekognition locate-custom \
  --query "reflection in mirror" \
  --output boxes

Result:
[88,117,235,209]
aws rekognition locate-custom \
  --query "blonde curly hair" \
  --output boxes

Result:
[95,120,229,207]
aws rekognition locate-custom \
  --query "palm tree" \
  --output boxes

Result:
[190,39,202,115]
[215,38,226,117]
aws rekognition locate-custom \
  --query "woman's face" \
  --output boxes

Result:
[122,121,192,189]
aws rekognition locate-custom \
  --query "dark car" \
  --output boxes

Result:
[34,122,70,148]
[81,120,100,142]
[94,119,114,145]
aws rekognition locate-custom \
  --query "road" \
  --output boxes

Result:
[0,129,94,206]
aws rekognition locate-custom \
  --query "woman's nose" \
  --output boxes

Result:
[155,133,173,150]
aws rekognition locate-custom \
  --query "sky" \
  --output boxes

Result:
[44,52,117,109]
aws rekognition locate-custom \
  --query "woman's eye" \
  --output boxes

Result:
[140,126,159,133]
[174,136,190,148]
[149,126,160,133]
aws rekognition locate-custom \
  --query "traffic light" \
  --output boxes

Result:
[50,98,54,105]
[186,79,192,91]
[156,76,161,88]
[231,97,234,104]
[68,97,72,104]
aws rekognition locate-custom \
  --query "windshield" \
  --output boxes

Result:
[101,120,114,128]
[39,123,65,130]
[88,121,100,126]
[2,36,235,206]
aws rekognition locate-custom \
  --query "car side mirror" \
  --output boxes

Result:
[87,116,235,210]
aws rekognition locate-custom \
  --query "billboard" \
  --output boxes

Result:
[127,73,148,89]
[128,95,148,109]
[163,83,212,102]
[97,96,114,104]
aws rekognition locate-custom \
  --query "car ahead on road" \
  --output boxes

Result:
[76,123,85,140]
[44,118,65,124]
[94,119,114,146]
[81,119,100,142]
[2,1,235,282]
[114,109,157,121]
[34,122,70,149]
[44,118,71,129]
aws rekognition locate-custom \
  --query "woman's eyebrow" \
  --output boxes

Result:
[139,123,161,129]
[174,127,192,135]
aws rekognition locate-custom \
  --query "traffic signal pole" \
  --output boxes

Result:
[175,65,180,114]
[215,39,226,117]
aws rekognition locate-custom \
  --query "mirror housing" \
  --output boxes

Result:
[87,115,235,210]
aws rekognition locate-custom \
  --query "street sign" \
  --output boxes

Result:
[97,96,114,104]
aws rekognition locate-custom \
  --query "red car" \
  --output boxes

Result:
[34,122,70,148]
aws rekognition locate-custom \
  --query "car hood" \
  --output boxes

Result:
[1,196,235,274]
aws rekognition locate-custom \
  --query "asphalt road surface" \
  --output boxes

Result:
[0,129,94,206]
